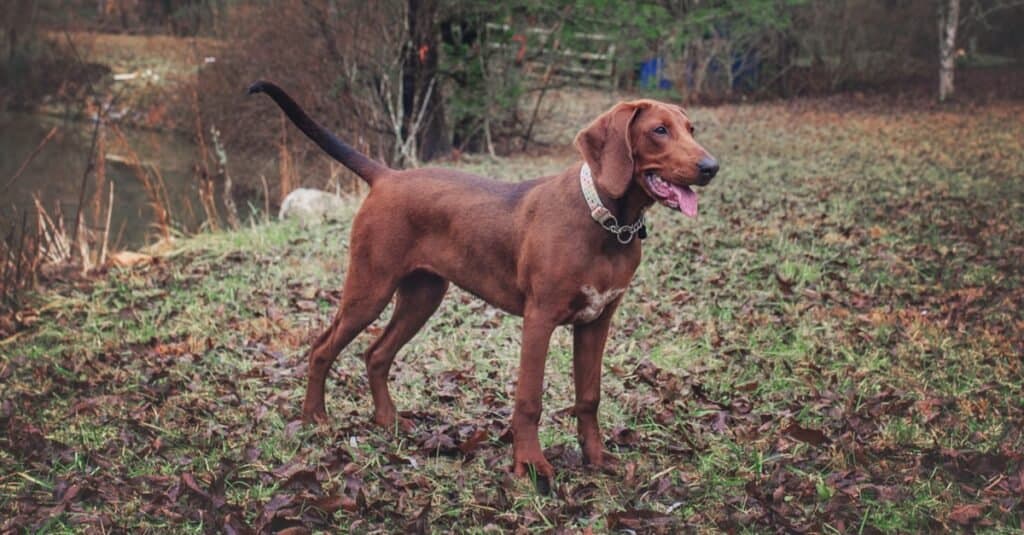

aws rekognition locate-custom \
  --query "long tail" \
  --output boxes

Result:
[247,80,387,184]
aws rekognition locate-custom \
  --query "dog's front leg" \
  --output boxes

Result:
[510,310,557,481]
[572,300,620,470]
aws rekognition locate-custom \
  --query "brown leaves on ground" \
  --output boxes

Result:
[606,509,676,533]
[620,350,1023,533]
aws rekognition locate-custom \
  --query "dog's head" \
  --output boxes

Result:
[574,100,718,217]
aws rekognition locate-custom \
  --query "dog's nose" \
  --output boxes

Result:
[697,157,719,185]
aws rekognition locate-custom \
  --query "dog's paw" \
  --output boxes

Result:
[583,449,620,474]
[511,456,555,494]
[301,407,329,425]
[373,413,415,434]
[512,457,555,478]
[511,447,556,494]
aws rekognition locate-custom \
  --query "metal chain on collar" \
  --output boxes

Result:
[600,213,647,244]
[580,163,647,244]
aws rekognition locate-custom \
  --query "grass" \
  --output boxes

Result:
[2,96,1023,533]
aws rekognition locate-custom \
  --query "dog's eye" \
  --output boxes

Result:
[653,126,668,135]
[688,125,696,135]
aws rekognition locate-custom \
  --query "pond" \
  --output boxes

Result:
[1,111,224,250]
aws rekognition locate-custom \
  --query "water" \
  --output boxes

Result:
[1,111,210,249]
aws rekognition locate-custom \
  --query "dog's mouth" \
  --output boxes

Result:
[645,172,698,217]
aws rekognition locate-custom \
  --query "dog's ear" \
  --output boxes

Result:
[574,102,643,198]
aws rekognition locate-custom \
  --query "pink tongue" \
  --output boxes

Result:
[672,185,698,217]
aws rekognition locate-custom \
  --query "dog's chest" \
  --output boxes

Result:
[572,285,626,323]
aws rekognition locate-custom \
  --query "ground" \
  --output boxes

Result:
[2,97,1023,533]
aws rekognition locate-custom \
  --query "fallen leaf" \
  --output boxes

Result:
[948,503,985,525]
[458,428,489,455]
[607,509,676,533]
[784,423,829,446]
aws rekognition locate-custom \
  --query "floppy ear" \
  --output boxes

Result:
[574,103,642,198]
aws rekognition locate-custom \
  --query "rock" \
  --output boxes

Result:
[278,188,347,223]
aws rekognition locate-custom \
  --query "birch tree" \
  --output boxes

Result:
[937,0,960,101]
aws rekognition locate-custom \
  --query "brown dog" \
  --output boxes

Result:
[249,81,718,481]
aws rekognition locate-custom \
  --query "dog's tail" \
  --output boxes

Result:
[247,80,387,184]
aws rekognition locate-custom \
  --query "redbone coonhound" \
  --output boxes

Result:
[249,81,718,483]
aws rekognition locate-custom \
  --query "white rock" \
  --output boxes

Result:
[278,188,347,223]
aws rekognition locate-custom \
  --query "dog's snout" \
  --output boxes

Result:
[697,156,719,185]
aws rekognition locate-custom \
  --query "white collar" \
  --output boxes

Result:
[579,163,647,244]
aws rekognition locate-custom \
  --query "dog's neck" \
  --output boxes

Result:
[615,181,656,229]
[580,163,652,244]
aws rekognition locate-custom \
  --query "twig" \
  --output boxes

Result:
[1,229,9,303]
[153,167,173,232]
[0,330,28,347]
[8,211,27,303]
[92,117,107,230]
[521,47,558,152]
[70,101,103,254]
[99,180,114,266]
[3,125,59,191]
[13,212,28,299]
[28,224,41,287]
[260,174,271,223]
[61,30,85,66]
[34,197,67,263]
[479,52,497,158]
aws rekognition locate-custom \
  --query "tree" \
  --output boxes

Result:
[937,0,960,101]
[402,0,448,162]
[937,0,1024,101]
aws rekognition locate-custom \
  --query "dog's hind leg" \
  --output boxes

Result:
[302,267,399,425]
[362,270,448,431]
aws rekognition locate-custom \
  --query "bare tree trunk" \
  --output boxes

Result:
[938,0,960,101]
[403,0,448,162]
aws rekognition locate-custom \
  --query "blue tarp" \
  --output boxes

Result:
[639,58,672,89]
